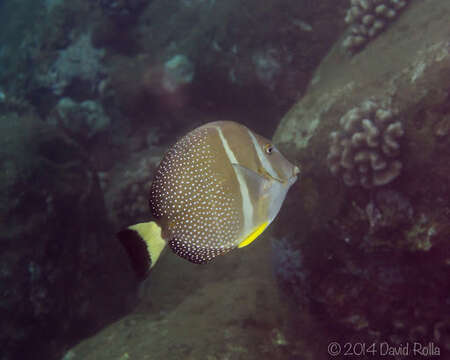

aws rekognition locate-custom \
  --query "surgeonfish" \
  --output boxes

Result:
[118,121,300,278]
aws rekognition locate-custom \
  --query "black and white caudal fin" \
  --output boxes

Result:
[117,228,152,279]
[117,221,166,279]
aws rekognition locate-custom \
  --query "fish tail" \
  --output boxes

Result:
[117,221,166,279]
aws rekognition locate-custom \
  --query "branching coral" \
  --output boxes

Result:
[327,100,404,188]
[342,0,411,53]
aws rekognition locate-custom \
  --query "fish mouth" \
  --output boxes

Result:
[261,169,284,184]
[288,174,298,186]
[266,171,297,186]
[286,165,300,186]
[258,165,300,186]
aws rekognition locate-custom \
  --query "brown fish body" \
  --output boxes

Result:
[118,121,299,277]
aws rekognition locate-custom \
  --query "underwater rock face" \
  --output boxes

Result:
[0,112,138,360]
[65,279,289,360]
[327,100,404,188]
[61,233,308,360]
[272,0,450,357]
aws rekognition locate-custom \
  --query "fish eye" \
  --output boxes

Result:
[264,143,274,154]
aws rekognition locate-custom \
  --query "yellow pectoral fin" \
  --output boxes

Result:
[238,222,269,248]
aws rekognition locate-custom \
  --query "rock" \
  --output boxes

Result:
[44,33,105,96]
[162,54,195,93]
[0,112,138,360]
[103,148,163,228]
[61,235,312,360]
[51,97,111,140]
[44,0,65,12]
[272,0,450,356]
[65,278,286,360]
[99,0,151,24]
[0,0,43,86]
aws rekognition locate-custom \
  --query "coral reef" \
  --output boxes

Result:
[0,0,44,96]
[0,0,354,359]
[128,0,348,134]
[44,33,105,95]
[44,0,64,12]
[0,0,419,359]
[327,99,404,188]
[50,97,111,139]
[365,189,413,234]
[252,48,282,91]
[99,0,150,24]
[342,0,410,53]
[162,54,195,93]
